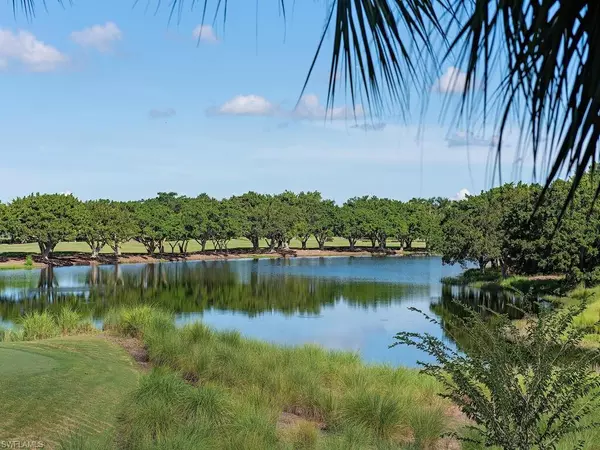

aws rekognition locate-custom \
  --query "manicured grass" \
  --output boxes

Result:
[0,336,139,449]
[548,285,600,348]
[94,306,456,449]
[0,237,426,256]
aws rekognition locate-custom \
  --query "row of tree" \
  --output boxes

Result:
[0,191,443,260]
[440,169,600,281]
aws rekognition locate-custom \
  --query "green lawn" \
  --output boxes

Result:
[0,336,139,449]
[0,237,426,256]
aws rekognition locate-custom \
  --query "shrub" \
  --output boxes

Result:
[104,306,174,338]
[24,255,34,268]
[0,327,24,342]
[21,311,59,340]
[56,307,82,335]
[393,301,600,449]
[339,390,407,441]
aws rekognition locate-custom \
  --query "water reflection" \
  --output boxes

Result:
[0,260,434,321]
[0,257,468,366]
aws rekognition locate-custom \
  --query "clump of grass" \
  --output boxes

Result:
[24,255,34,268]
[21,311,60,340]
[0,326,24,342]
[56,306,83,335]
[339,390,407,441]
[82,306,458,449]
[103,305,174,338]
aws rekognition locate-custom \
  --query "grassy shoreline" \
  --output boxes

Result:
[1,306,461,449]
[3,306,600,448]
[442,269,600,347]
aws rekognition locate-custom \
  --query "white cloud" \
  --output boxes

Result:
[0,28,67,72]
[434,66,467,93]
[214,95,277,116]
[211,93,363,121]
[70,22,122,52]
[192,25,218,43]
[293,94,364,120]
[451,188,471,201]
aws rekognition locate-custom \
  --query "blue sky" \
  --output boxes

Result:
[0,0,535,203]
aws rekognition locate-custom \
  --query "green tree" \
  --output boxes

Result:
[312,199,337,250]
[182,194,215,252]
[294,192,323,249]
[336,199,368,250]
[233,192,268,251]
[130,199,171,254]
[8,193,81,260]
[78,200,136,258]
[156,193,189,254]
[208,199,244,251]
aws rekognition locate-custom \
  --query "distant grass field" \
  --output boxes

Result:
[0,336,139,449]
[0,237,426,255]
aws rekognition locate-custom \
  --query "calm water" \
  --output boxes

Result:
[0,256,521,367]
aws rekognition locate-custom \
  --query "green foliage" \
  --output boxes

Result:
[8,193,81,259]
[89,305,453,449]
[79,200,136,257]
[103,305,174,338]
[21,311,60,340]
[393,301,600,449]
[0,326,24,342]
[24,254,33,268]
[18,308,94,340]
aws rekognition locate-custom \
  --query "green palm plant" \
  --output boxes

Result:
[12,0,599,208]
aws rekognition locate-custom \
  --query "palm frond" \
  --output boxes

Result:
[449,0,600,210]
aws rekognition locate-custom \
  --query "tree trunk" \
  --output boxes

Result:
[41,242,53,260]
[348,238,356,251]
[201,241,206,252]
[301,239,308,250]
[370,238,377,249]
[113,244,121,257]
[317,237,325,250]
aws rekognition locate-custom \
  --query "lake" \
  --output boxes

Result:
[0,256,518,367]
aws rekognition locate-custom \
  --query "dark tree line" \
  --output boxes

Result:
[440,169,600,284]
[0,191,443,260]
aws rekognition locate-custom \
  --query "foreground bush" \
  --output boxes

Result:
[103,305,174,338]
[2,307,95,342]
[93,307,455,449]
[394,301,600,449]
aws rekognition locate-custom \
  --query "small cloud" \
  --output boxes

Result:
[0,28,67,72]
[433,66,467,93]
[212,95,277,116]
[149,108,176,119]
[70,22,122,52]
[209,93,362,121]
[446,131,498,148]
[192,25,218,43]
[293,94,364,120]
[451,188,471,201]
[351,123,386,131]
